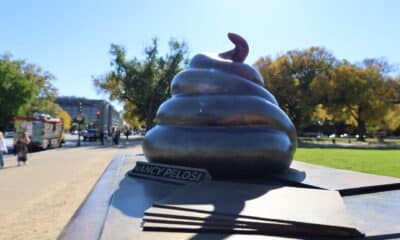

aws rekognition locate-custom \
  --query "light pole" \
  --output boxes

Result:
[103,102,109,143]
[76,102,83,147]
[96,109,103,145]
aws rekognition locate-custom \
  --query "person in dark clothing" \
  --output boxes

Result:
[15,132,30,166]
[111,128,116,145]
[100,131,104,145]
[115,129,120,145]
[124,130,131,140]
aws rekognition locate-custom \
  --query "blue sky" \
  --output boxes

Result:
[1,0,400,109]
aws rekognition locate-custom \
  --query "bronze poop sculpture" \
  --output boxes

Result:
[143,33,297,178]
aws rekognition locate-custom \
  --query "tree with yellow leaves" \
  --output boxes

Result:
[311,61,397,141]
[58,110,72,131]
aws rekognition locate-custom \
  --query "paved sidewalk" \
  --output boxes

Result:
[0,144,141,240]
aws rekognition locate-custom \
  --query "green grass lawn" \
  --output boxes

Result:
[294,148,400,178]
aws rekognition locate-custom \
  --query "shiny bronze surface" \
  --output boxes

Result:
[219,33,249,63]
[143,33,297,178]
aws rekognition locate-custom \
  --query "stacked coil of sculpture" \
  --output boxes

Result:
[143,33,297,178]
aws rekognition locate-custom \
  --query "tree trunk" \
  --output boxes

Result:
[145,102,154,132]
[145,115,153,132]
[357,120,366,141]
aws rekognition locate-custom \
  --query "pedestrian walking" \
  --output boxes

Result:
[15,132,30,166]
[111,128,116,145]
[124,130,131,140]
[0,132,8,169]
[115,129,120,145]
[100,131,104,145]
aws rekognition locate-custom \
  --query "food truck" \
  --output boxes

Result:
[14,114,64,150]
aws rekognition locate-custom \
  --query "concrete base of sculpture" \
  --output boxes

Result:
[58,149,400,240]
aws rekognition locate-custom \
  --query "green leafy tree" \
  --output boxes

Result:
[254,47,336,131]
[0,53,61,130]
[22,65,62,117]
[122,101,143,129]
[27,98,64,117]
[0,54,39,129]
[94,39,188,130]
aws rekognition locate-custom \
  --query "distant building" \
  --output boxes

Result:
[56,97,122,133]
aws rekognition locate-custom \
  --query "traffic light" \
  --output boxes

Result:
[96,111,101,119]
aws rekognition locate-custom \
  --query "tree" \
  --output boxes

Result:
[311,61,396,141]
[27,98,64,117]
[94,39,188,131]
[58,109,72,131]
[254,47,336,130]
[393,75,400,104]
[371,77,400,134]
[122,101,143,129]
[0,54,39,129]
[0,53,61,130]
[22,64,61,117]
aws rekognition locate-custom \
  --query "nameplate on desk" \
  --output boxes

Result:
[128,161,211,184]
